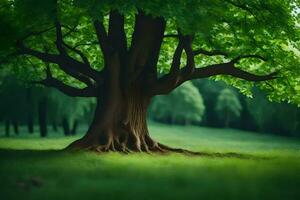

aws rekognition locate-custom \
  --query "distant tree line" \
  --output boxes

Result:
[0,75,95,137]
[149,79,300,137]
[1,76,299,138]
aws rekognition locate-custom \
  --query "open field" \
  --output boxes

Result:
[1,122,300,200]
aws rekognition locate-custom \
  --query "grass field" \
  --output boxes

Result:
[1,122,300,200]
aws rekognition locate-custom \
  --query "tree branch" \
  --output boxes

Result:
[20,26,55,41]
[108,10,127,58]
[163,34,179,38]
[55,21,66,55]
[62,41,90,66]
[181,34,195,74]
[18,42,98,86]
[93,20,111,60]
[189,63,277,82]
[149,37,184,95]
[151,53,276,95]
[32,67,97,97]
[193,48,228,57]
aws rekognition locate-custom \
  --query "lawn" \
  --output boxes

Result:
[0,122,300,200]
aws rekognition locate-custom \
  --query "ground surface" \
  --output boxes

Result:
[0,122,300,200]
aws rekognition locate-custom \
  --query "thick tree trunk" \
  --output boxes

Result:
[38,98,47,137]
[67,86,168,153]
[66,13,191,154]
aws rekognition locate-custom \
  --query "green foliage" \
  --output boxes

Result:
[150,81,205,124]
[0,0,299,104]
[215,88,242,127]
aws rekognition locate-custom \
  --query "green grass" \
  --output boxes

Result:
[0,122,300,200]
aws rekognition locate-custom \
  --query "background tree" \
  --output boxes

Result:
[215,88,242,127]
[0,0,299,153]
[193,79,227,127]
[0,75,27,135]
[48,89,93,136]
[247,89,300,136]
[150,81,205,125]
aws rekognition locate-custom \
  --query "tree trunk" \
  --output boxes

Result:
[66,13,190,154]
[67,86,169,153]
[52,121,58,132]
[71,120,78,135]
[12,120,19,135]
[38,98,47,137]
[26,88,34,134]
[5,120,10,137]
[27,114,34,134]
[62,117,70,136]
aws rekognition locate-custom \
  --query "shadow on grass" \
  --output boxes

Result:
[0,148,268,160]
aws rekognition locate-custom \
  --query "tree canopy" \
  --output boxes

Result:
[0,0,299,104]
[215,88,242,127]
[0,0,300,152]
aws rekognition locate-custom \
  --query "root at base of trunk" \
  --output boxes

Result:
[65,130,201,155]
[65,134,261,159]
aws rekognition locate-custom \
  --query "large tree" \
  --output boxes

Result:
[0,0,299,153]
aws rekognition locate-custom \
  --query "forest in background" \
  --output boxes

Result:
[1,74,299,138]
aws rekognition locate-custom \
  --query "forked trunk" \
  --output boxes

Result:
[67,13,188,153]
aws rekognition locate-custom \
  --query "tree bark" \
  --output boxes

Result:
[67,85,170,153]
[66,13,182,153]
[38,98,47,137]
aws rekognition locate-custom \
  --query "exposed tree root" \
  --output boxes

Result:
[65,133,262,159]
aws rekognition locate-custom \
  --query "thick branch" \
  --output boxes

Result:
[163,34,179,38]
[181,34,195,74]
[108,10,127,59]
[18,43,98,86]
[33,69,97,97]
[128,12,166,83]
[193,48,228,57]
[189,63,277,81]
[93,20,111,60]
[151,54,276,95]
[55,21,66,55]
